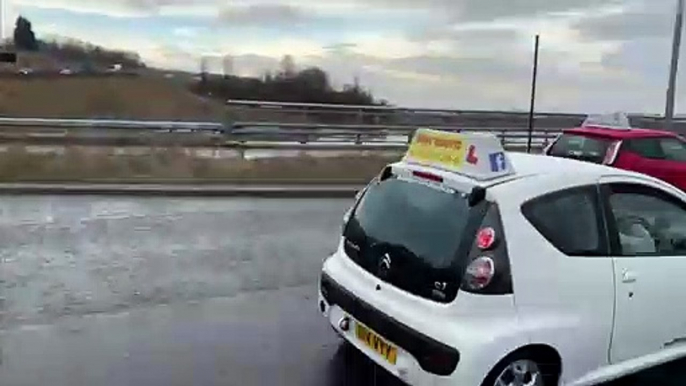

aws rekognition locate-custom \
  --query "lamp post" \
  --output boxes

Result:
[665,0,684,131]
[526,35,540,153]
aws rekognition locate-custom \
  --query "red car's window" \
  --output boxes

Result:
[548,134,611,164]
[660,139,686,162]
[624,138,686,162]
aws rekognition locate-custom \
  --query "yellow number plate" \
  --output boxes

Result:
[355,322,398,365]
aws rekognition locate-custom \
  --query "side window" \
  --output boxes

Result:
[522,186,606,256]
[659,138,686,162]
[626,137,686,161]
[626,138,664,159]
[605,183,686,257]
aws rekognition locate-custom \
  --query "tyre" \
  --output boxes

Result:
[480,351,560,386]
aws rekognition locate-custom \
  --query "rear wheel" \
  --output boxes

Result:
[492,359,544,386]
[481,351,559,386]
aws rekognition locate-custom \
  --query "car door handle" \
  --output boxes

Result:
[622,270,637,283]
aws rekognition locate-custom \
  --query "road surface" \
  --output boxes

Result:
[0,196,682,385]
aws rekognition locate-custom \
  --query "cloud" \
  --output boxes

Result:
[409,23,521,46]
[285,43,648,111]
[217,4,310,26]
[12,0,217,17]
[172,26,202,38]
[11,0,635,22]
[8,0,686,112]
[571,0,675,42]
[451,0,626,21]
[317,0,629,22]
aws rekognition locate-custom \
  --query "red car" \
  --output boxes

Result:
[544,124,686,191]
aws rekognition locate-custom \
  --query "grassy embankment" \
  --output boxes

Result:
[0,70,396,183]
[0,146,399,184]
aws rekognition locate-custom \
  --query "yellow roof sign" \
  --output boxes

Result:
[403,129,515,181]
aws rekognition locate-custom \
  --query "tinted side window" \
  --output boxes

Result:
[626,137,686,161]
[522,186,606,256]
[605,183,686,256]
[625,138,663,159]
[659,138,686,161]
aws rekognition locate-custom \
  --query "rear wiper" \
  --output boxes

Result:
[381,242,422,263]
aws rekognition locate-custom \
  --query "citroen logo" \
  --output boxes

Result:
[378,253,392,278]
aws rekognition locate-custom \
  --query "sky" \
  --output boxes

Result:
[0,0,684,113]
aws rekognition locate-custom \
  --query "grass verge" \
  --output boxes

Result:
[0,145,400,184]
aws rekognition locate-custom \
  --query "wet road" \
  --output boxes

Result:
[0,196,683,385]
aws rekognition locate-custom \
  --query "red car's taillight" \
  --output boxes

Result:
[603,140,622,165]
[543,133,562,154]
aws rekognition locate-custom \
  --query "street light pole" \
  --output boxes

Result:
[526,35,540,154]
[665,0,684,131]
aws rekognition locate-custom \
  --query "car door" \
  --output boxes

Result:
[623,138,670,181]
[623,137,686,190]
[656,137,686,190]
[599,176,686,364]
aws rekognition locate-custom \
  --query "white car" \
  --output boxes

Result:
[318,128,686,386]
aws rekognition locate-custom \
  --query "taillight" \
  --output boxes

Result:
[476,227,496,250]
[460,203,512,295]
[543,134,561,154]
[603,140,622,165]
[412,170,444,183]
[463,256,495,290]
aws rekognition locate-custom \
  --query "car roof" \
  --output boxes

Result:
[393,151,636,191]
[392,128,664,198]
[504,151,641,183]
[564,126,679,140]
[394,149,683,210]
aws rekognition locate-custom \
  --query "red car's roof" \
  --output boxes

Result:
[564,126,679,139]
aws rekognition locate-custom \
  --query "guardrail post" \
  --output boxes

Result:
[355,133,362,145]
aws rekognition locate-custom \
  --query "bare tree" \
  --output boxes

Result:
[200,56,209,85]
[279,54,296,78]
[222,54,233,78]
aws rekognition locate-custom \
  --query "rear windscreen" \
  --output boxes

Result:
[343,176,486,302]
[548,134,611,164]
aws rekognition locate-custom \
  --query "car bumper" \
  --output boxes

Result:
[318,272,488,386]
[320,295,429,385]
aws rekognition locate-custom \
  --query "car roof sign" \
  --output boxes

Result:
[403,128,515,181]
[582,112,631,130]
